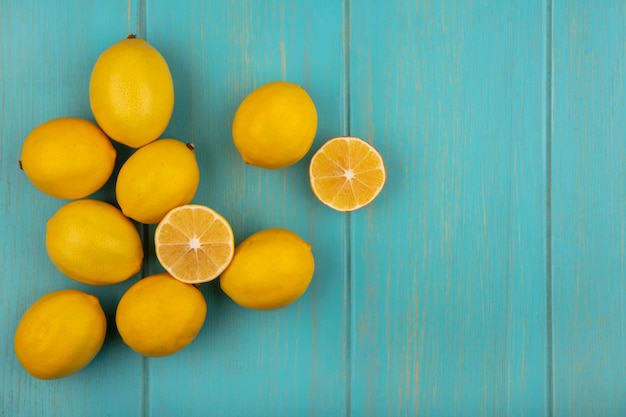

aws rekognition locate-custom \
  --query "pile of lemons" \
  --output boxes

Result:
[14,35,386,380]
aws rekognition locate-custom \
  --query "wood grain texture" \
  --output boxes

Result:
[2,0,626,415]
[552,2,626,416]
[0,1,144,417]
[142,1,348,416]
[349,1,550,415]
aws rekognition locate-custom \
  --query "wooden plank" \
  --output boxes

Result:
[0,1,144,416]
[552,2,626,416]
[144,0,348,415]
[349,1,550,415]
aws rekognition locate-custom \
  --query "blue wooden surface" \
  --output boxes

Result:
[1,1,624,416]
[552,2,626,416]
[350,2,549,416]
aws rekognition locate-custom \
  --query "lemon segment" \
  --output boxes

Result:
[309,136,386,212]
[155,205,235,284]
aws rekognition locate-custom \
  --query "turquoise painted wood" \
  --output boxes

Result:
[1,1,625,416]
[552,2,626,416]
[0,1,144,416]
[143,1,348,415]
[349,1,550,416]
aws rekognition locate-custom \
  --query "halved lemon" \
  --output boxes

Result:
[154,205,235,284]
[309,136,386,212]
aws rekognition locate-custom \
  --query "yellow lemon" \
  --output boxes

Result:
[232,81,317,169]
[220,228,315,310]
[89,35,174,148]
[115,273,207,357]
[14,289,106,379]
[19,117,116,199]
[116,139,200,224]
[46,199,143,285]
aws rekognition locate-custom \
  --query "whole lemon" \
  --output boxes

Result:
[89,35,174,148]
[232,81,318,169]
[46,199,143,285]
[14,289,106,379]
[220,228,315,310]
[19,117,116,199]
[116,273,207,357]
[116,139,200,224]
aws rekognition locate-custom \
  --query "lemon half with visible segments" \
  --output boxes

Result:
[309,136,386,212]
[155,205,235,284]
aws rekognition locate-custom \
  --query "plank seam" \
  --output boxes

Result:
[546,0,554,416]
[132,0,149,415]
[142,356,150,417]
[343,0,353,416]
[138,0,147,40]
